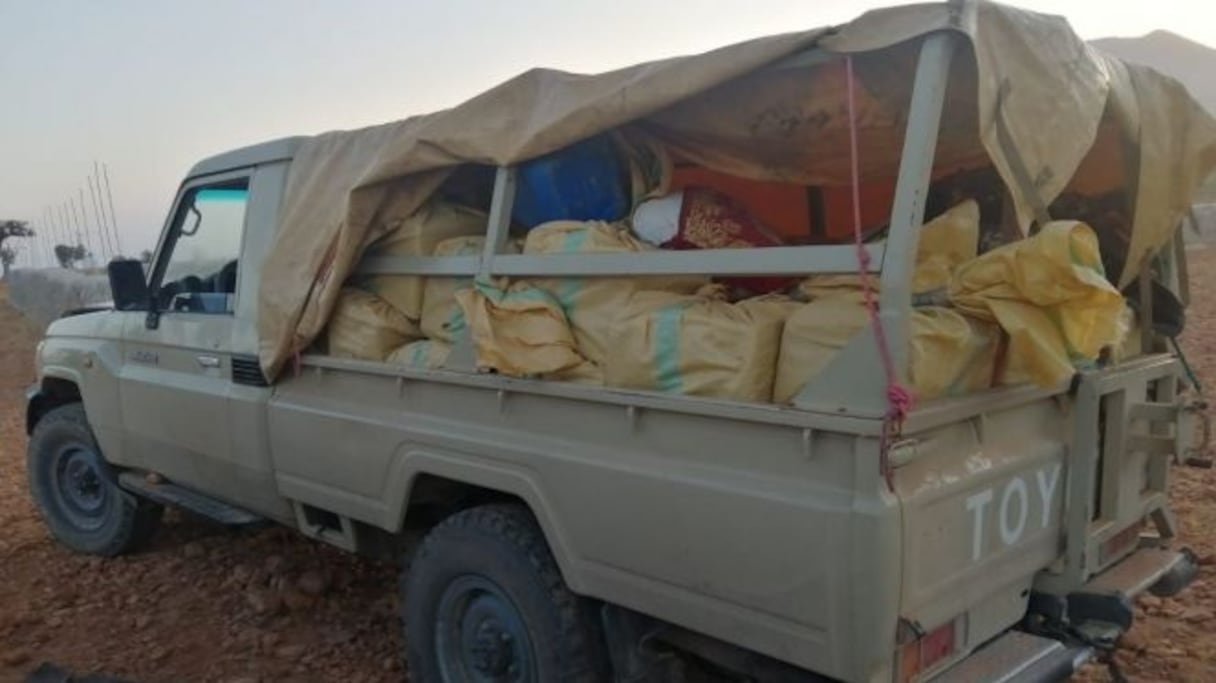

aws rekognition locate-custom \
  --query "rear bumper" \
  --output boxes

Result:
[930,546,1197,683]
[930,630,1091,683]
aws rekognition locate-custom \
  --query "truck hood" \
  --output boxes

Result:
[45,307,122,339]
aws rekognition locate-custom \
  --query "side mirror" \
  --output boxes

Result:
[108,259,150,312]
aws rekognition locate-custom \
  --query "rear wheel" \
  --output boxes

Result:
[403,503,606,682]
[27,403,163,556]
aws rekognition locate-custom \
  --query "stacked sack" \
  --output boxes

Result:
[774,296,1001,403]
[774,202,1129,403]
[326,200,488,363]
[606,285,799,402]
[519,220,708,369]
[326,288,418,361]
[329,190,1126,406]
[947,220,1126,387]
[361,201,489,334]
[454,280,598,381]
[419,236,520,346]
[774,200,1001,403]
[388,339,451,369]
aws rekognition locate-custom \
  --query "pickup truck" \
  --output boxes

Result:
[23,3,1211,682]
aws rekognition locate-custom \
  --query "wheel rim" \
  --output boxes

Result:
[50,445,110,531]
[436,575,537,683]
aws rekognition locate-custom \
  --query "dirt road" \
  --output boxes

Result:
[2,246,1216,682]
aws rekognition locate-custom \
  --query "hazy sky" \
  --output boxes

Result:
[4,0,1215,267]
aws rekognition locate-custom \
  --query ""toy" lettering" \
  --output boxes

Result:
[965,463,1061,561]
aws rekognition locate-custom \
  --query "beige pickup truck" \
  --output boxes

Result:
[23,2,1215,682]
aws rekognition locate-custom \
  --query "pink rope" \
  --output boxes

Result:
[845,57,913,474]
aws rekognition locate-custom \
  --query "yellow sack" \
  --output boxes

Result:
[387,339,451,369]
[914,199,980,293]
[948,221,1124,386]
[798,275,873,301]
[420,236,521,344]
[774,296,869,402]
[797,200,980,300]
[773,297,999,403]
[364,199,488,323]
[554,360,605,385]
[363,201,487,324]
[524,221,708,366]
[908,308,1001,398]
[326,288,419,361]
[605,289,797,402]
[454,281,587,377]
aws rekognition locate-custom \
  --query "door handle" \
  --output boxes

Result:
[196,354,221,369]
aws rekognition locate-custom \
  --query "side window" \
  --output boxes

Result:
[153,179,249,314]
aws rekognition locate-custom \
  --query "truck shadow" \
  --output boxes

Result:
[24,662,135,683]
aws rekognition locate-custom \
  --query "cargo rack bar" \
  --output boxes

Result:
[358,244,884,278]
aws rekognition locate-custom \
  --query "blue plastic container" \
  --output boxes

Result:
[513,137,629,228]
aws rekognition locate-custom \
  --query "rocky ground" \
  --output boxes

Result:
[0,284,404,682]
[2,246,1216,681]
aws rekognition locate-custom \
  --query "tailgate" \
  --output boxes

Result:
[891,355,1194,679]
[1041,356,1189,591]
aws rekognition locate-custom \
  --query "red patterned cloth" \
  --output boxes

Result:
[669,186,797,294]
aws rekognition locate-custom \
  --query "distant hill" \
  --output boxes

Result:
[1091,31,1216,116]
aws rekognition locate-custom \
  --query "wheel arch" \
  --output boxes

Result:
[26,374,83,435]
[393,455,586,594]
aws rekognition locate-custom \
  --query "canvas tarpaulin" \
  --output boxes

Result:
[257,0,1216,379]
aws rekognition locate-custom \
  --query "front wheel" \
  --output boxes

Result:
[403,503,607,683]
[27,403,163,556]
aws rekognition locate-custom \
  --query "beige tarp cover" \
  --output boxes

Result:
[258,0,1216,379]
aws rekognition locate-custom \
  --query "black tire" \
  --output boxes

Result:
[27,403,163,556]
[403,503,607,683]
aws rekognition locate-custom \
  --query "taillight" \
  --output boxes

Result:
[898,618,958,683]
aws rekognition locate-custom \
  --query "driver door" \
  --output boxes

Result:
[119,170,250,495]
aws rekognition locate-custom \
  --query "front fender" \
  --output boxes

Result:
[25,370,85,435]
[25,383,46,435]
[36,312,128,459]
